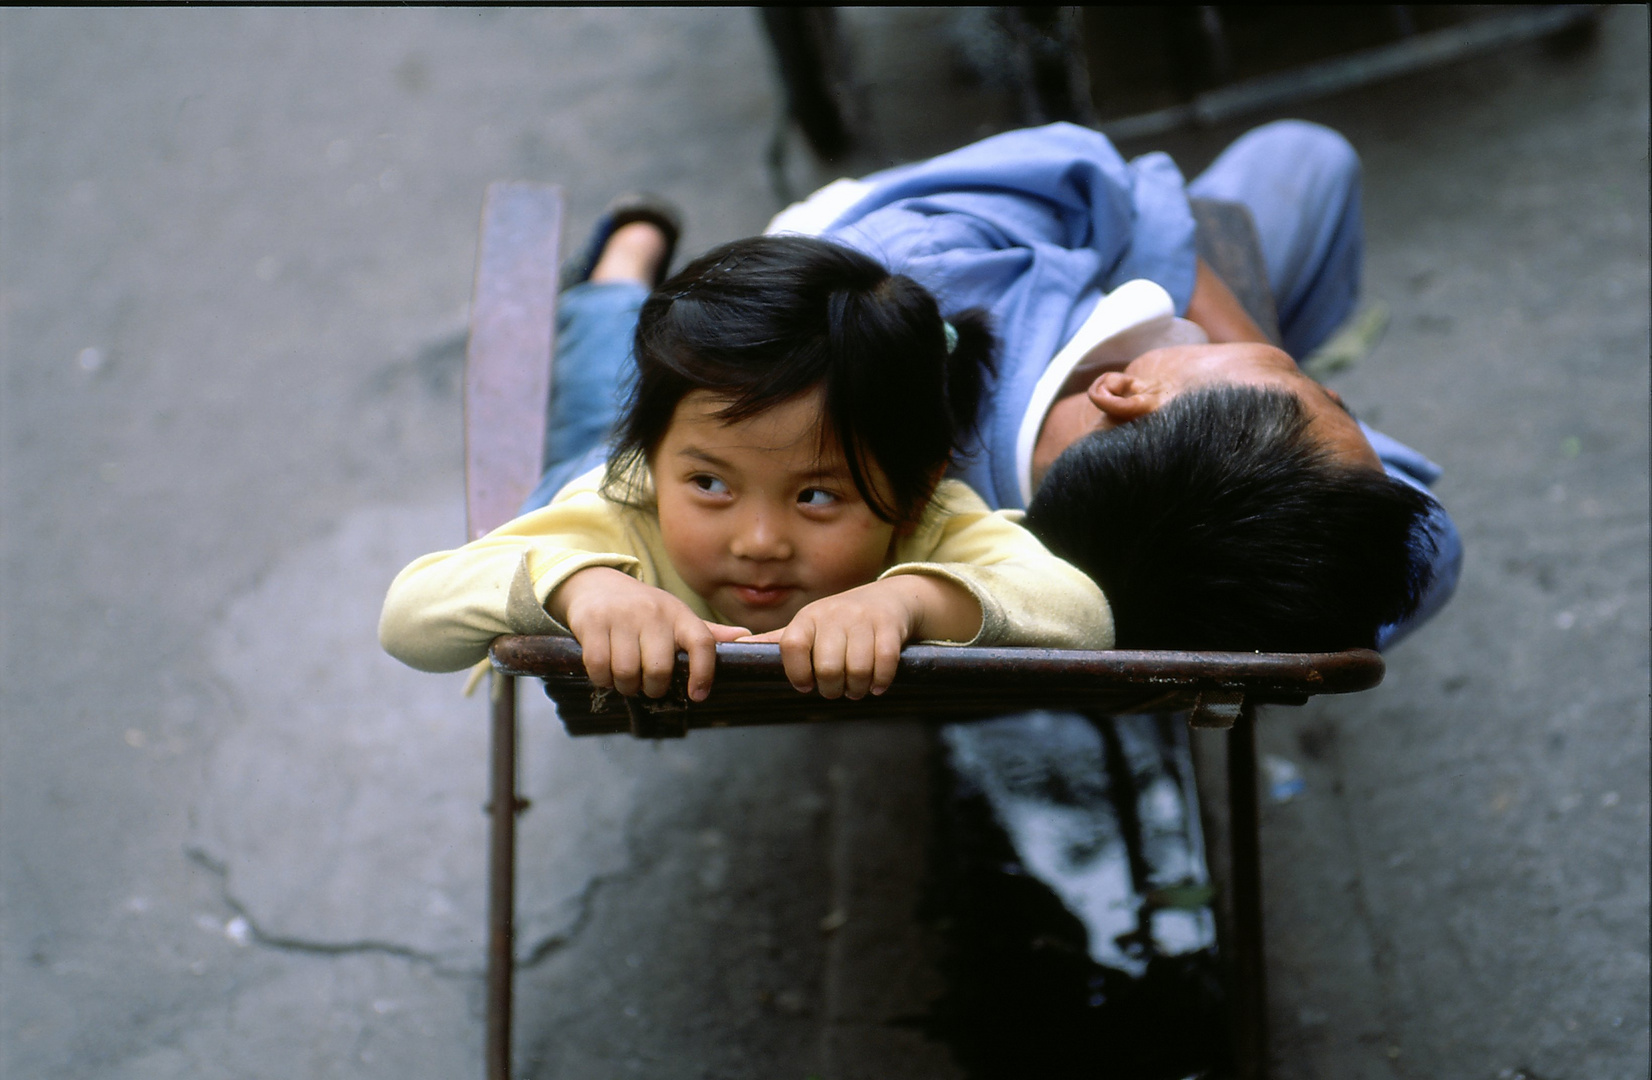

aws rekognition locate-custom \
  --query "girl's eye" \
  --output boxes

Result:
[797,487,838,508]
[691,475,729,495]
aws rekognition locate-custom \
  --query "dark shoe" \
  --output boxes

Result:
[560,193,683,291]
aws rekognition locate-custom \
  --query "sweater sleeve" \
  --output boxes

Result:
[879,480,1114,649]
[378,474,650,672]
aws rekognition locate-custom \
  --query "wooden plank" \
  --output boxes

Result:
[1192,198,1281,346]
[464,182,562,541]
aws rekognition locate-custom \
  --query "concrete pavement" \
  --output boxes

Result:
[2,7,1646,1079]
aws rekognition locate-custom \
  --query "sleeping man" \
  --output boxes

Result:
[772,118,1461,653]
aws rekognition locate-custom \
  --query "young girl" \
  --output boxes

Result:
[379,235,1112,702]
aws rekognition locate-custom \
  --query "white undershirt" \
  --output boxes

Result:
[764,177,872,237]
[1013,281,1209,506]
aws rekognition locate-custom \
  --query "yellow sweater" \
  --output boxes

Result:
[380,468,1113,673]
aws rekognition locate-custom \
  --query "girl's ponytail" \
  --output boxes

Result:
[939,306,995,447]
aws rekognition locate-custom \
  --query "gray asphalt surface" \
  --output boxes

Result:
[2,8,1646,1079]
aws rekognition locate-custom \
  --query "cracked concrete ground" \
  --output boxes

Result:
[2,7,1646,1079]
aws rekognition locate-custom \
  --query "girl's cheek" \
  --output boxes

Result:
[831,520,898,584]
[657,498,720,580]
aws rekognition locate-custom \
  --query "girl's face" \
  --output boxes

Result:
[652,389,897,633]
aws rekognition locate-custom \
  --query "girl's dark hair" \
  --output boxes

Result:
[606,234,994,527]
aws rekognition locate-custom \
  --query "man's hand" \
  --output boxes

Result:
[549,567,749,701]
[738,576,982,700]
[1186,257,1273,346]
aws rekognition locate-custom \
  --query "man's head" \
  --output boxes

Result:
[1025,376,1433,652]
[1032,341,1381,489]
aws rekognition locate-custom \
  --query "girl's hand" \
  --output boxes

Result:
[549,567,749,701]
[739,576,981,700]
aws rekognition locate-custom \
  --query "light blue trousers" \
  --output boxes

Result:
[1188,119,1364,361]
[518,280,649,514]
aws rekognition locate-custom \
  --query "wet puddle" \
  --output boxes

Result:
[919,712,1229,1079]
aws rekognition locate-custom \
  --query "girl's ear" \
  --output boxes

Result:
[1086,371,1163,422]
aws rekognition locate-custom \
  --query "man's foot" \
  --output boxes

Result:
[589,221,670,286]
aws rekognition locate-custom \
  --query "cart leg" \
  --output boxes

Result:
[1228,702,1268,1080]
[486,673,519,1080]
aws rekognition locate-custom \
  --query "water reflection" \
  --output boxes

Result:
[928,711,1226,1079]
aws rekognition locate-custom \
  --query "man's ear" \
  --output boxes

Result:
[1087,371,1163,422]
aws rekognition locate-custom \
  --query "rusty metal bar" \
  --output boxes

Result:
[485,672,518,1080]
[1227,701,1268,1080]
[494,636,1383,691]
[492,636,1383,736]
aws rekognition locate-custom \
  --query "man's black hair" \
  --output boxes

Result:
[1024,384,1433,652]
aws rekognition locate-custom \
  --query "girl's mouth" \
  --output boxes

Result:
[731,584,794,608]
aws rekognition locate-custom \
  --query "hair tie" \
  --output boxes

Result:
[668,252,746,300]
[943,321,959,355]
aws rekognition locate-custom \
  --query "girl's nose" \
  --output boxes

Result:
[730,508,792,561]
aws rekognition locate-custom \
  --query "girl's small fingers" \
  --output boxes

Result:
[706,622,753,643]
[682,624,717,702]
[842,626,876,701]
[778,620,816,693]
[870,630,903,696]
[639,624,678,699]
[608,632,642,697]
[581,631,614,691]
[812,626,849,700]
